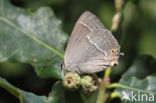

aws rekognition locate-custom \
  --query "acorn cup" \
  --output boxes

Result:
[63,72,81,89]
[63,72,99,92]
[80,74,98,92]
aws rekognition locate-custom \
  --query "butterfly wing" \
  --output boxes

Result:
[64,11,120,74]
[79,29,120,73]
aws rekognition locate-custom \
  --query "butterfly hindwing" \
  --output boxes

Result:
[64,11,120,74]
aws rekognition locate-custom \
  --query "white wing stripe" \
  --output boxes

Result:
[87,35,107,56]
[78,21,93,32]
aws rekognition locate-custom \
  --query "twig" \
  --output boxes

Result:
[96,68,111,103]
[96,85,107,103]
[104,67,111,78]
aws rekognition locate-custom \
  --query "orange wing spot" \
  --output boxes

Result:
[110,61,116,66]
[111,49,116,54]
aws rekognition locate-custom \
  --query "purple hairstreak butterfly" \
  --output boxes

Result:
[62,11,123,75]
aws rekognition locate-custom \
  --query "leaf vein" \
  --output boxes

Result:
[0,16,64,58]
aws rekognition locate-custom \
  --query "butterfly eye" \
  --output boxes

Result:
[111,49,116,54]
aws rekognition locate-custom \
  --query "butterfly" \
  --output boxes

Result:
[62,11,123,75]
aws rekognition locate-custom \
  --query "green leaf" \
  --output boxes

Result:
[0,0,68,79]
[108,55,156,102]
[47,82,65,103]
[122,55,156,80]
[114,76,156,103]
[0,77,65,103]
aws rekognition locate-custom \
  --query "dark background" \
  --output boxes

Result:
[0,0,156,102]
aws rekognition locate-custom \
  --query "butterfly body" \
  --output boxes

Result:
[64,11,122,74]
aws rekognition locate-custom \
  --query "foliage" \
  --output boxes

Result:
[0,0,156,103]
[0,0,68,79]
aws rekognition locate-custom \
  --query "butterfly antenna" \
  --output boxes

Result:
[120,53,124,56]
